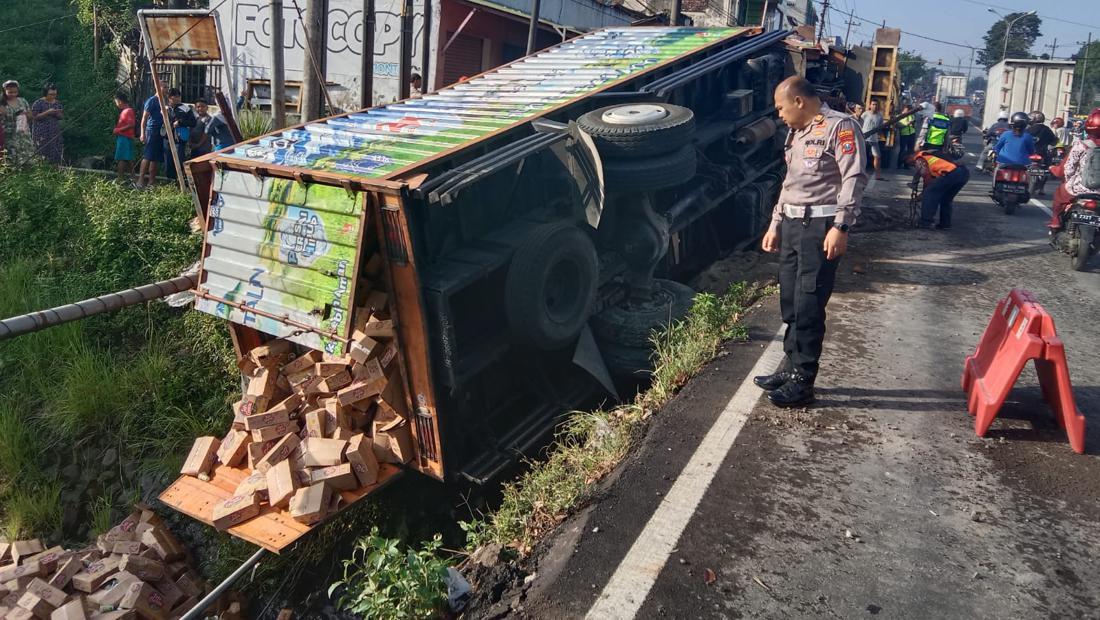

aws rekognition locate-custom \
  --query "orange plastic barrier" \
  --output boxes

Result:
[962,289,1087,453]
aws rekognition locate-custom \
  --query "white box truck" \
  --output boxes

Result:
[935,75,967,101]
[983,59,1075,126]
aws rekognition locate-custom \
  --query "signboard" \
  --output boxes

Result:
[227,0,431,109]
[195,170,364,354]
[146,15,224,62]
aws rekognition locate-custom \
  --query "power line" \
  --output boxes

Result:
[956,0,1100,32]
[817,1,978,50]
[0,13,78,35]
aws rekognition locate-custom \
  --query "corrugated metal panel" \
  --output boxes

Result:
[194,171,363,354]
[217,27,747,181]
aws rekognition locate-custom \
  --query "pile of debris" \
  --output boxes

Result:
[0,507,217,620]
[181,299,415,530]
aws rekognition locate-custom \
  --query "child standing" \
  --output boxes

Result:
[113,92,136,183]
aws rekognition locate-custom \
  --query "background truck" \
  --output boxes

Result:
[935,74,967,102]
[983,58,1075,125]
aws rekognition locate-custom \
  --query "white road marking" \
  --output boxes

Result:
[1030,198,1053,216]
[585,327,787,620]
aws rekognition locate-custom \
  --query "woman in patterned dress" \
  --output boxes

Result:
[31,83,64,164]
[1,80,32,165]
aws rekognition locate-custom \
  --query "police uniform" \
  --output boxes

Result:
[756,103,868,406]
[920,112,951,151]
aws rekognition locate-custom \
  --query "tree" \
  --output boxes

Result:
[1072,40,1100,112]
[898,50,933,90]
[977,13,1042,68]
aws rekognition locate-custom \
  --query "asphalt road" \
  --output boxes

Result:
[496,135,1100,619]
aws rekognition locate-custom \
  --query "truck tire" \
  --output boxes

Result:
[1004,197,1017,215]
[602,146,697,193]
[599,340,656,378]
[591,279,695,347]
[576,103,694,159]
[504,222,598,350]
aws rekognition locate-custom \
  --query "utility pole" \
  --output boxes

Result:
[527,0,543,54]
[271,0,286,128]
[299,0,325,121]
[398,0,413,99]
[817,0,829,44]
[1079,32,1092,112]
[361,0,375,107]
[843,10,856,48]
[421,0,432,94]
[1050,38,1057,60]
[965,46,975,91]
[92,4,100,68]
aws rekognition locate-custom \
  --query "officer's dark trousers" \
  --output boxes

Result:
[897,134,916,168]
[778,216,840,381]
[920,166,970,227]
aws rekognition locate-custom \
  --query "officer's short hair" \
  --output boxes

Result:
[782,77,819,101]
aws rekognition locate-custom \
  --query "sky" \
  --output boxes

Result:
[819,0,1098,74]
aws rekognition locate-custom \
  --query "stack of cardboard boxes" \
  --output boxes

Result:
[180,293,416,530]
[0,507,214,620]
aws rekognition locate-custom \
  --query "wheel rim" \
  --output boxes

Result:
[601,104,669,125]
[544,257,584,324]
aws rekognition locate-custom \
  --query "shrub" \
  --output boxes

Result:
[329,527,451,620]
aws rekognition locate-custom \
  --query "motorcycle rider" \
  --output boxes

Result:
[1027,111,1058,195]
[1048,108,1100,231]
[977,111,1010,171]
[992,112,1036,167]
[948,109,969,139]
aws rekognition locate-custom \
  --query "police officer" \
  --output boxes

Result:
[918,101,951,152]
[757,77,869,407]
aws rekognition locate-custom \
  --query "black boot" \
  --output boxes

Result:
[768,375,816,407]
[753,370,791,391]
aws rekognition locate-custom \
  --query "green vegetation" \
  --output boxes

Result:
[462,282,763,554]
[0,165,236,541]
[329,527,451,620]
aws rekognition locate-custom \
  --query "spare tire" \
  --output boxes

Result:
[591,279,695,348]
[602,145,697,193]
[504,222,599,350]
[577,103,695,159]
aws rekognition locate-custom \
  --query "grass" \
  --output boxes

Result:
[0,164,237,543]
[462,282,767,555]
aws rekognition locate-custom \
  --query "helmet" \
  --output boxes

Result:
[997,110,1009,121]
[953,109,965,118]
[1010,112,1029,129]
[1086,108,1100,138]
[1029,111,1045,124]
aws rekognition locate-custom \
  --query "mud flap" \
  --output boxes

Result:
[555,121,605,229]
[573,324,620,401]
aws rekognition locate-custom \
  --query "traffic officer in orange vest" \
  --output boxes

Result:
[757,77,868,407]
[908,149,970,229]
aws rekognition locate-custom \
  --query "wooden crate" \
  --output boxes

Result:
[159,463,403,552]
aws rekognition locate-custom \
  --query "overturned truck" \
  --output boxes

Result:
[162,26,795,551]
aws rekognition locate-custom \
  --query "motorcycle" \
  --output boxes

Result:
[1051,194,1100,271]
[991,164,1030,215]
[977,128,1006,174]
[1027,153,1050,196]
[945,135,966,161]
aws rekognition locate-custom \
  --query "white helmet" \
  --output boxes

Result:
[997,110,1009,120]
[953,109,965,118]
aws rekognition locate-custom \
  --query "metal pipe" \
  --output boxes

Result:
[362,0,375,107]
[271,0,287,128]
[399,0,414,99]
[179,548,267,620]
[420,0,432,94]
[0,275,197,342]
[669,0,681,27]
[526,0,542,55]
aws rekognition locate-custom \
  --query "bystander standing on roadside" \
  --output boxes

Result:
[137,80,166,188]
[189,99,213,159]
[860,99,885,180]
[30,83,64,164]
[758,77,868,407]
[112,91,136,182]
[410,73,423,98]
[895,103,917,169]
[2,80,32,165]
[848,102,863,119]
[164,88,196,181]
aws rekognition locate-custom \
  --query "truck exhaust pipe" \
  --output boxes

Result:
[0,275,197,342]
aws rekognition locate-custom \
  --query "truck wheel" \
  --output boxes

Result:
[602,146,697,193]
[599,340,656,378]
[576,103,694,159]
[591,279,695,347]
[504,222,598,350]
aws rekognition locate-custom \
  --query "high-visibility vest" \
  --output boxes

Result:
[925,113,951,146]
[916,151,958,177]
[898,115,916,136]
